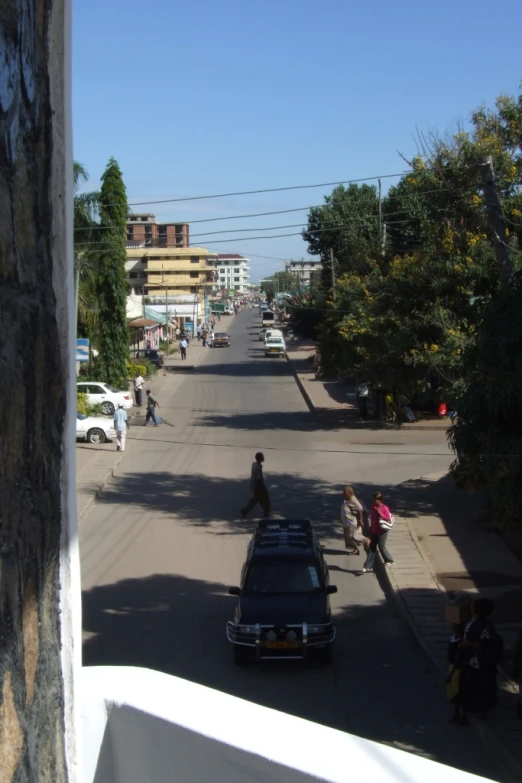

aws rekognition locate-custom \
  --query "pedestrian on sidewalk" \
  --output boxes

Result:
[340,486,365,556]
[513,628,522,719]
[360,492,394,573]
[210,330,215,348]
[357,382,370,419]
[113,403,128,452]
[196,324,202,341]
[133,371,144,407]
[446,624,465,724]
[451,598,502,722]
[241,452,271,519]
[143,390,160,426]
[179,337,188,360]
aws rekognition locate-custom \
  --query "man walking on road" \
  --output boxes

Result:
[340,486,365,555]
[241,452,271,518]
[114,403,128,452]
[134,371,144,407]
[179,337,188,360]
[143,390,160,426]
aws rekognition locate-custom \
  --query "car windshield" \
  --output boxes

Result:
[267,339,283,345]
[244,562,321,594]
[76,413,87,420]
[215,333,227,338]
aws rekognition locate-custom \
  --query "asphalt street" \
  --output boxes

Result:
[80,310,503,781]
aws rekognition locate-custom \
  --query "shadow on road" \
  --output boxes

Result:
[81,574,498,780]
[99,472,392,539]
[192,410,319,432]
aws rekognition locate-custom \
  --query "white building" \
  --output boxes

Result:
[285,259,322,287]
[216,254,250,294]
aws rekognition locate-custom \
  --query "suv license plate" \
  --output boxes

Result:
[264,641,299,649]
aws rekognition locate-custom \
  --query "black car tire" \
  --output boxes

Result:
[87,428,106,444]
[233,645,249,666]
[101,401,115,415]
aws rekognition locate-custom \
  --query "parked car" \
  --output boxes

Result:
[258,328,267,341]
[264,336,286,357]
[213,332,231,347]
[77,382,132,415]
[223,307,233,315]
[227,519,337,664]
[76,412,116,444]
[135,349,164,368]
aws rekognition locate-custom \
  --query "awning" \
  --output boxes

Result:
[128,318,160,328]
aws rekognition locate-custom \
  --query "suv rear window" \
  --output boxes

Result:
[244,562,321,594]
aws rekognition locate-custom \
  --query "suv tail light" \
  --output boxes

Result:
[123,395,130,399]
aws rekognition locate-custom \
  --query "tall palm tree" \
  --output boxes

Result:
[74,161,101,339]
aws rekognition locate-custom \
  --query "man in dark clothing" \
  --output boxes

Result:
[241,452,271,518]
[143,390,160,426]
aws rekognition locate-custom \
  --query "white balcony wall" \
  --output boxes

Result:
[82,667,489,783]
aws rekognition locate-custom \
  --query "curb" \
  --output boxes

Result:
[377,483,522,782]
[77,450,126,523]
[285,357,449,432]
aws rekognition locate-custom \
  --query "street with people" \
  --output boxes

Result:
[79,307,505,781]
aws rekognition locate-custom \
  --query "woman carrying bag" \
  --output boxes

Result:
[360,492,394,573]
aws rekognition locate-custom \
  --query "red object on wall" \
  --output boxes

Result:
[438,402,447,417]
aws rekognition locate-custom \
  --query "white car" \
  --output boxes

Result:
[265,337,286,357]
[77,382,133,415]
[76,413,116,444]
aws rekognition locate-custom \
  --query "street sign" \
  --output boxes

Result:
[76,338,89,362]
[228,290,234,297]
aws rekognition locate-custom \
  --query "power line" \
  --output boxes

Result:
[74,186,454,234]
[109,171,411,208]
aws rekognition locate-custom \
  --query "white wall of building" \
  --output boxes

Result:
[216,256,250,294]
[82,667,490,783]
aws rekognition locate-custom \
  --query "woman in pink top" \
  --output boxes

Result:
[360,492,394,573]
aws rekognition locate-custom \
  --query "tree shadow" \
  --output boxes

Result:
[82,574,500,781]
[98,472,387,539]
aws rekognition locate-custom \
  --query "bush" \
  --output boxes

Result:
[77,391,104,417]
[126,362,147,379]
[128,357,157,378]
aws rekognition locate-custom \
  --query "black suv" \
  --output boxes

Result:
[227,520,337,664]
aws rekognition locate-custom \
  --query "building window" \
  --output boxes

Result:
[129,272,138,279]
[190,256,199,263]
[190,271,198,278]
[190,286,197,294]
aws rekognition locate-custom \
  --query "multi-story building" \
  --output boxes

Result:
[125,247,218,330]
[284,259,322,287]
[126,214,190,249]
[216,254,250,295]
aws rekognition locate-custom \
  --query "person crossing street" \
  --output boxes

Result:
[240,452,272,518]
[143,390,160,426]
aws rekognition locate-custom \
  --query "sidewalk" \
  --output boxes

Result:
[76,443,126,521]
[381,474,522,781]
[76,345,210,518]
[285,341,450,432]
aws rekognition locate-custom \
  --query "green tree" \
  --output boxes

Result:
[303,183,381,290]
[97,157,129,386]
[74,162,101,339]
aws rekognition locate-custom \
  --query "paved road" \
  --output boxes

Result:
[80,311,502,781]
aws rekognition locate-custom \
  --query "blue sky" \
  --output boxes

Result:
[73,0,521,280]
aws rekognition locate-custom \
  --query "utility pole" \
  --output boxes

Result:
[378,178,383,255]
[329,247,335,297]
[163,264,169,356]
[482,156,513,283]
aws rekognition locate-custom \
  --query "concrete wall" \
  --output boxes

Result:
[0,0,78,779]
[82,667,490,783]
